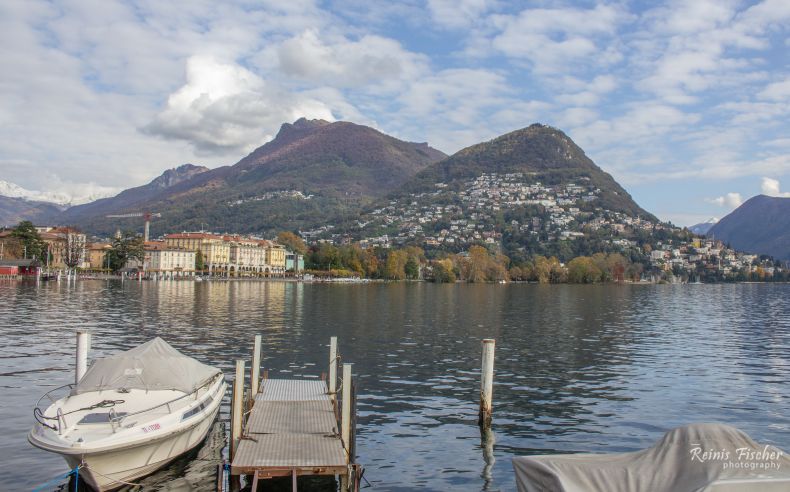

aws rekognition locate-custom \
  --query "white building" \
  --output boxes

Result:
[144,243,195,278]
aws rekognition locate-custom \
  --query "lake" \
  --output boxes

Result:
[1,280,788,491]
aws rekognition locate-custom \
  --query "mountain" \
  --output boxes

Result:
[689,217,718,235]
[0,195,62,227]
[351,124,661,260]
[59,119,446,236]
[0,180,114,207]
[708,195,790,260]
[61,163,210,223]
[393,124,655,219]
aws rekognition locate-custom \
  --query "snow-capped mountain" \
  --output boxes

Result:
[0,180,116,207]
[688,217,719,235]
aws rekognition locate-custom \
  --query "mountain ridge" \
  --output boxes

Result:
[56,119,447,236]
[708,195,790,260]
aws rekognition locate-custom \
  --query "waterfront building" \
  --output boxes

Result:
[165,233,230,274]
[285,253,304,272]
[227,237,267,276]
[165,232,288,276]
[144,242,195,278]
[86,242,112,270]
[262,240,286,274]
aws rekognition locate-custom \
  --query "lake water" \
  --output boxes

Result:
[1,280,788,491]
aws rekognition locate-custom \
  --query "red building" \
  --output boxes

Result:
[0,259,41,276]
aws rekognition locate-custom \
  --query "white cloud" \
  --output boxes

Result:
[428,0,493,29]
[707,192,743,208]
[276,30,429,90]
[761,177,790,197]
[758,78,790,101]
[488,4,630,73]
[143,56,336,154]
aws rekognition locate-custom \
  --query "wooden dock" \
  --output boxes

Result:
[224,337,361,491]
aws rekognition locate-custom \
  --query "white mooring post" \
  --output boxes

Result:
[75,330,90,384]
[478,339,495,428]
[329,336,338,400]
[341,363,352,457]
[231,359,245,461]
[251,334,262,397]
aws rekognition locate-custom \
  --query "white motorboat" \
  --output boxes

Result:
[29,337,226,490]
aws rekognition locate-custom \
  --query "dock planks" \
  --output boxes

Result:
[230,379,348,477]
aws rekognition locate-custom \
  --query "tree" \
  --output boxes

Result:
[105,232,145,272]
[567,256,601,283]
[405,256,419,279]
[62,229,86,271]
[11,221,46,260]
[432,259,456,283]
[532,255,552,283]
[195,249,205,271]
[277,231,307,255]
[467,245,490,282]
[385,250,408,280]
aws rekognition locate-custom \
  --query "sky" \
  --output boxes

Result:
[0,0,788,225]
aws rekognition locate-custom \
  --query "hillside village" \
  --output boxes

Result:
[298,170,784,282]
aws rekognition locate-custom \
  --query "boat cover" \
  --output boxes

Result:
[513,423,790,492]
[71,337,220,395]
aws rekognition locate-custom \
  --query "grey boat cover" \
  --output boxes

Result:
[71,337,220,395]
[513,423,790,492]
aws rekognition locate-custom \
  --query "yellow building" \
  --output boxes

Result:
[165,233,230,273]
[263,241,287,273]
[164,232,289,276]
[87,242,112,270]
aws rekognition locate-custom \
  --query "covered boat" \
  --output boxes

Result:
[513,423,790,492]
[29,337,226,490]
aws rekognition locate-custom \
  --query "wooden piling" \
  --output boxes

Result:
[341,363,352,458]
[478,339,495,428]
[251,334,262,397]
[75,330,90,384]
[230,359,245,461]
[329,336,338,400]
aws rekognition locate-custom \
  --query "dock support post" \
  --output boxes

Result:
[341,363,352,458]
[329,336,338,401]
[231,359,245,461]
[478,339,495,428]
[251,334,262,397]
[75,330,90,384]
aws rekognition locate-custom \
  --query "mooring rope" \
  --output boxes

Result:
[31,464,82,492]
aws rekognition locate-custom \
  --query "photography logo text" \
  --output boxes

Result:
[690,444,783,471]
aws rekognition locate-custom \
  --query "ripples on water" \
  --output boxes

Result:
[0,280,788,491]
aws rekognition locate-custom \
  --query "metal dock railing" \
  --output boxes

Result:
[222,336,361,491]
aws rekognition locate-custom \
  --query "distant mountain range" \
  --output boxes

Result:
[0,180,114,207]
[3,120,663,253]
[0,195,62,227]
[688,217,718,235]
[708,195,790,260]
[59,163,210,225]
[51,119,446,237]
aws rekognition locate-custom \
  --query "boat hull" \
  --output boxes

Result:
[63,404,220,491]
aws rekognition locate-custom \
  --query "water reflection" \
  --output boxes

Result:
[0,281,788,491]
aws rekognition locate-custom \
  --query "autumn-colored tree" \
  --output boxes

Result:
[467,245,490,282]
[432,259,456,283]
[362,248,379,277]
[532,255,552,283]
[277,231,307,255]
[567,256,601,283]
[385,250,408,280]
[606,253,628,282]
